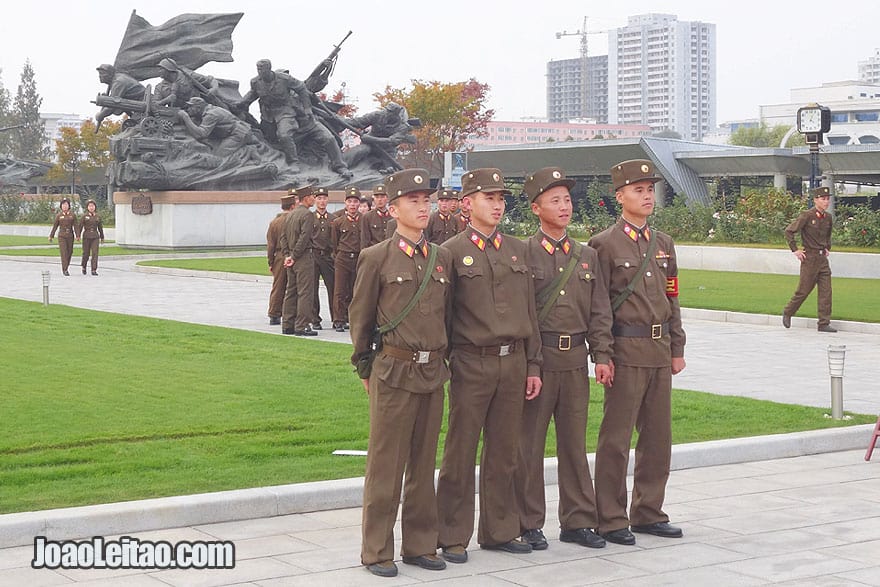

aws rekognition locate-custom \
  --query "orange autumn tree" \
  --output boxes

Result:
[46,118,121,203]
[372,78,493,170]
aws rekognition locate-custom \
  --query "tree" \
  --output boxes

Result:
[729,122,805,148]
[372,78,494,169]
[45,119,120,204]
[0,68,14,156]
[653,129,682,139]
[12,60,50,160]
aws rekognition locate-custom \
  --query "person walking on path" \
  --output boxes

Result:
[783,186,836,332]
[515,167,614,552]
[77,199,105,276]
[49,197,78,276]
[588,159,687,547]
[349,168,453,578]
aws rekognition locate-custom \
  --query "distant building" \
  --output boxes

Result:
[760,81,880,145]
[40,113,86,153]
[465,119,652,148]
[546,55,608,123]
[859,49,880,84]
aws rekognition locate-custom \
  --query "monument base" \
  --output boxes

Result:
[113,190,343,249]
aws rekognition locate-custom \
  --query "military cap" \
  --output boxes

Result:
[289,184,315,198]
[185,96,206,107]
[280,193,297,206]
[435,187,459,200]
[86,199,97,206]
[524,167,576,204]
[459,168,511,198]
[59,197,71,206]
[314,187,330,197]
[158,58,178,71]
[385,168,432,202]
[344,186,362,200]
[610,159,663,191]
[372,184,388,196]
[96,64,115,72]
[810,186,831,198]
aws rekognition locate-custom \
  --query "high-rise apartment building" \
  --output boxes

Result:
[608,13,715,141]
[859,49,880,84]
[546,55,608,123]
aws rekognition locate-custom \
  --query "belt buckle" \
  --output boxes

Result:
[651,324,662,340]
[558,335,571,351]
[498,344,511,357]
[414,351,431,364]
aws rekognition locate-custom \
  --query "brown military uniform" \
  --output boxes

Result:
[453,211,470,233]
[426,211,459,244]
[49,209,77,273]
[331,212,361,326]
[515,231,614,534]
[360,207,393,249]
[280,202,317,332]
[77,209,104,273]
[589,216,686,533]
[784,201,834,327]
[311,207,337,326]
[266,211,288,320]
[437,224,542,548]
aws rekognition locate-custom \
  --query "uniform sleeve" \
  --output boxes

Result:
[585,247,614,365]
[359,214,371,249]
[349,250,381,364]
[279,214,291,258]
[50,215,60,239]
[97,217,104,240]
[292,212,314,260]
[266,220,277,265]
[523,246,543,377]
[75,216,84,239]
[667,240,686,359]
[330,219,340,253]
[784,212,807,252]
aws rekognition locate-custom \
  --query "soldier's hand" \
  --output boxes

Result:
[361,379,370,394]
[284,256,294,268]
[48,237,53,243]
[794,250,806,262]
[525,376,542,400]
[671,356,686,375]
[595,363,613,386]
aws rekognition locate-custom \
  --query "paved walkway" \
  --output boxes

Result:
[2,254,880,586]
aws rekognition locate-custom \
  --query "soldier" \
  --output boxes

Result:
[515,167,614,552]
[426,188,460,244]
[436,168,542,563]
[782,186,836,332]
[77,199,105,276]
[331,187,363,332]
[310,187,337,330]
[453,193,471,232]
[177,97,258,159]
[94,64,146,128]
[344,102,416,172]
[358,197,371,216]
[349,168,452,578]
[589,159,687,546]
[48,197,78,276]
[267,191,297,325]
[360,184,392,248]
[279,185,318,336]
[153,58,219,108]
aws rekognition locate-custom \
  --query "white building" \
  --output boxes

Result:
[607,13,716,141]
[760,81,880,145]
[859,49,880,85]
[40,112,86,149]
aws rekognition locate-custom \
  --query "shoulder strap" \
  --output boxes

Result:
[536,240,582,323]
[378,243,438,334]
[611,234,657,312]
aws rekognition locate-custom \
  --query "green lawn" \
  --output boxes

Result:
[141,255,270,276]
[0,297,873,514]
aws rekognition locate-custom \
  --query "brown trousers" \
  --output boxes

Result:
[312,250,337,324]
[516,367,597,532]
[595,364,671,533]
[784,253,832,326]
[267,256,287,318]
[361,375,444,565]
[80,237,100,271]
[281,251,316,331]
[57,236,74,272]
[437,346,526,548]
[333,252,357,324]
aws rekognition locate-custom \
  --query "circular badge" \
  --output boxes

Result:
[552,170,561,179]
[414,175,424,184]
[492,173,501,182]
[463,255,474,266]
[641,164,650,173]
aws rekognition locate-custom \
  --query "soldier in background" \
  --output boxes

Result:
[77,199,105,276]
[48,197,78,276]
[360,184,392,248]
[267,191,297,325]
[426,188,460,244]
[279,185,318,336]
[331,187,363,332]
[453,193,471,232]
[311,187,337,330]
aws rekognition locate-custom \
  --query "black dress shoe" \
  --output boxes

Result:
[560,528,606,548]
[521,528,548,550]
[600,528,636,545]
[311,322,323,330]
[294,327,318,336]
[63,270,70,276]
[818,325,838,333]
[82,267,87,275]
[782,312,791,328]
[282,329,296,335]
[402,554,446,570]
[335,325,346,332]
[480,539,532,554]
[631,522,683,538]
[440,545,467,564]
[365,560,398,577]
[269,317,281,326]
[91,271,98,276]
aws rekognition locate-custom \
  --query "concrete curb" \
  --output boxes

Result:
[1,424,873,549]
[681,307,880,335]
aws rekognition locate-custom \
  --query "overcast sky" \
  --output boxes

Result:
[1,0,877,125]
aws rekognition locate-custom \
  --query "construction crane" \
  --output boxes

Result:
[555,17,609,121]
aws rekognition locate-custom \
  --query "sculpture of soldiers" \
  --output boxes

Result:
[95,64,147,127]
[153,58,219,108]
[345,102,416,173]
[177,97,258,159]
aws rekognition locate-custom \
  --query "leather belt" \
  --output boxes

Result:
[455,341,519,357]
[339,251,358,258]
[805,248,829,256]
[541,332,586,351]
[381,344,443,364]
[612,322,669,340]
[313,249,332,256]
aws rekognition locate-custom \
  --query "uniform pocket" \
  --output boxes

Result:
[383,271,414,285]
[456,266,483,279]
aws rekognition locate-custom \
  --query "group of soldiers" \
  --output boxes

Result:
[48,198,106,276]
[344,160,687,577]
[265,181,471,335]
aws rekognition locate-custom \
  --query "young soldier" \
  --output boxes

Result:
[311,187,337,330]
[589,159,686,546]
[331,187,363,331]
[280,185,318,336]
[266,191,296,325]
[426,188,460,244]
[453,193,471,232]
[78,199,105,276]
[516,167,614,551]
[360,183,392,248]
[48,197,78,276]
[783,186,836,332]
[349,168,453,578]
[436,167,542,563]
